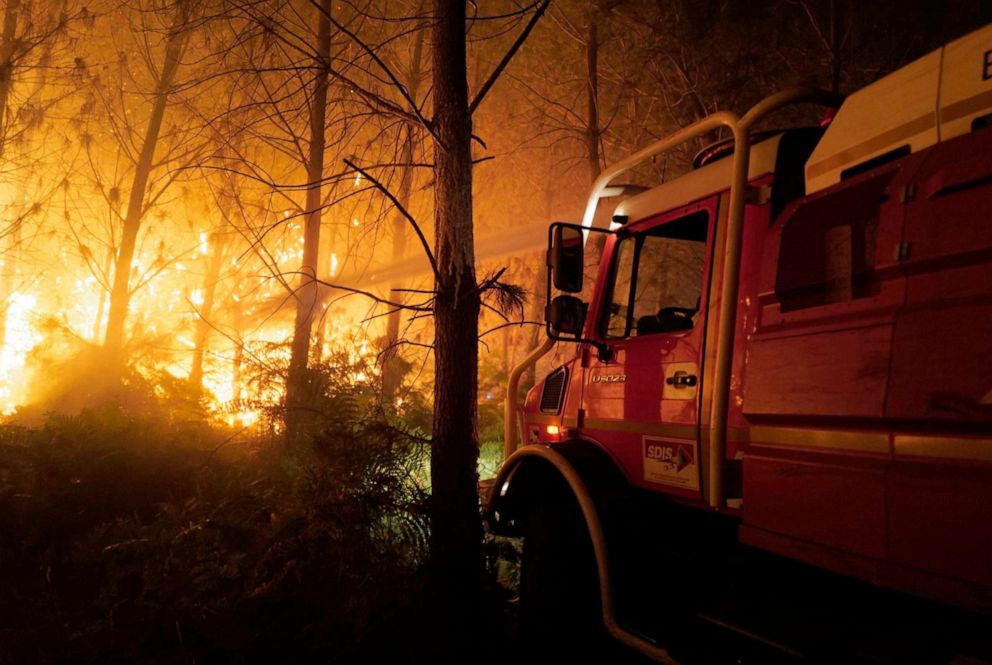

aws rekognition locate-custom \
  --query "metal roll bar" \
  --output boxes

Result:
[503,336,555,460]
[707,87,842,509]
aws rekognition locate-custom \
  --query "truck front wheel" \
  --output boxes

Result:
[519,494,608,657]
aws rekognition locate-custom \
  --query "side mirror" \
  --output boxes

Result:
[545,295,587,337]
[549,224,584,293]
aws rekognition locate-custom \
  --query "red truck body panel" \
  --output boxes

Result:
[522,124,992,610]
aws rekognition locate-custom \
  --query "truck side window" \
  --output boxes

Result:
[775,171,895,312]
[604,211,708,338]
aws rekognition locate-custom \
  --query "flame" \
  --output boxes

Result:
[0,172,386,429]
[0,292,42,414]
[0,272,384,426]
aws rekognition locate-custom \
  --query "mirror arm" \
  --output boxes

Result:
[546,324,613,362]
[546,222,617,360]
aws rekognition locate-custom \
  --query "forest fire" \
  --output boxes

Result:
[0,291,40,413]
[0,232,379,428]
[0,1,989,664]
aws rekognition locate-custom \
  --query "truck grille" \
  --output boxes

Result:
[539,367,568,414]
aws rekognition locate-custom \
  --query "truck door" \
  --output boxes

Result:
[580,198,717,499]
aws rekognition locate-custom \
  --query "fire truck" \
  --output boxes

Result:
[486,24,992,664]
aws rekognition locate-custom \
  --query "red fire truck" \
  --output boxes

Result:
[486,24,992,663]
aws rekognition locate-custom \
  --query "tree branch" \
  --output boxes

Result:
[311,275,432,312]
[469,0,551,114]
[309,0,439,142]
[343,157,439,281]
[480,320,541,338]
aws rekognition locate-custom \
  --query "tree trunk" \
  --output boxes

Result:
[380,125,415,402]
[0,0,21,156]
[829,0,842,94]
[93,246,113,342]
[585,16,601,183]
[190,231,227,387]
[0,0,21,349]
[0,223,20,352]
[523,257,543,392]
[429,0,483,644]
[583,14,611,313]
[382,21,426,404]
[285,0,331,441]
[103,4,190,358]
[232,291,244,403]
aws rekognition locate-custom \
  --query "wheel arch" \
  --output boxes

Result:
[484,439,625,538]
[483,441,680,664]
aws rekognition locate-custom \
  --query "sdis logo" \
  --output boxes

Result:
[645,443,674,461]
[644,439,694,473]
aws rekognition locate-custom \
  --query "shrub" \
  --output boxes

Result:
[0,378,438,663]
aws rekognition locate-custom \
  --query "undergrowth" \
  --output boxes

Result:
[0,352,517,664]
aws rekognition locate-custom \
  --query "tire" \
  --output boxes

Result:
[519,493,609,658]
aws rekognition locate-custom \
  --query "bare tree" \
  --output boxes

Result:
[381,11,426,405]
[189,228,229,387]
[284,0,332,440]
[428,0,482,630]
[102,1,199,358]
[425,0,548,640]
[286,0,550,633]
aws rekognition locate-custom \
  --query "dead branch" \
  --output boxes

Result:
[469,0,551,114]
[343,157,440,281]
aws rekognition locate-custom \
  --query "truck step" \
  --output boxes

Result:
[695,611,808,662]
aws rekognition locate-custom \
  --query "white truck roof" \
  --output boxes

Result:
[805,23,992,193]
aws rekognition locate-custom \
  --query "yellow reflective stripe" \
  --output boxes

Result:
[537,413,991,464]
[806,112,935,179]
[894,435,992,462]
[727,427,750,443]
[582,422,888,453]
[524,413,561,426]
[749,426,890,453]
[582,417,696,440]
[941,88,992,123]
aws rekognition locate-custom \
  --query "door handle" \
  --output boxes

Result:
[666,370,697,388]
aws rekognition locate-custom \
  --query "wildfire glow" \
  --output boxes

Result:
[0,293,41,414]
[0,0,482,442]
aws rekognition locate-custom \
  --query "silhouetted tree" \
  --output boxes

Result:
[102,0,200,359]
